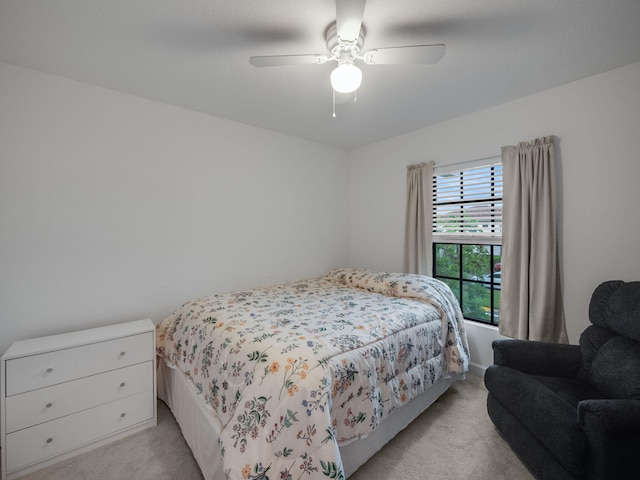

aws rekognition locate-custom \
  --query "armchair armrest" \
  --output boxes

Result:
[492,339,582,377]
[578,399,640,434]
[578,399,640,479]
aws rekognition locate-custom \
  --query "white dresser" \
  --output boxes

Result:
[1,319,157,480]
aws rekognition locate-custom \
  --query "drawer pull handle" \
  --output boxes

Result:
[46,368,53,374]
[120,382,126,388]
[46,437,53,444]
[119,351,126,357]
[120,413,126,418]
[46,402,53,409]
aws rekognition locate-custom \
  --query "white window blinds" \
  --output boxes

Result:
[432,159,502,245]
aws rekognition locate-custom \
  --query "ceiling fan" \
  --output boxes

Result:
[249,0,445,97]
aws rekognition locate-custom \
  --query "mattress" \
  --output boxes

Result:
[156,268,469,480]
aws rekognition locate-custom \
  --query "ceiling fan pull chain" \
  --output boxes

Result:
[354,90,357,103]
[332,89,336,118]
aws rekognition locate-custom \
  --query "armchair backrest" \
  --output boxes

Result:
[579,281,640,399]
[589,281,640,341]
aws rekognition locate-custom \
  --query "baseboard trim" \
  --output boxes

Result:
[468,363,487,378]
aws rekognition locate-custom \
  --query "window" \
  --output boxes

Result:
[432,159,502,325]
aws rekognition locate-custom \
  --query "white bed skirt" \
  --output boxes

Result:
[157,359,462,480]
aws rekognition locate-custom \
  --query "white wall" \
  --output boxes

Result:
[0,62,350,355]
[348,61,640,372]
[3,60,640,374]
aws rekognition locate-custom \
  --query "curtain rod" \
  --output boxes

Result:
[435,153,501,169]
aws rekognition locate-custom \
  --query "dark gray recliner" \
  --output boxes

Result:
[484,280,640,480]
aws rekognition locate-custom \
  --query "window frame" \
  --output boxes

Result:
[432,158,502,326]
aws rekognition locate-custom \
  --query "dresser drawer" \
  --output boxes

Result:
[5,332,153,396]
[6,361,153,433]
[5,390,153,472]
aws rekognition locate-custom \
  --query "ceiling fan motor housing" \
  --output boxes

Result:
[325,22,365,60]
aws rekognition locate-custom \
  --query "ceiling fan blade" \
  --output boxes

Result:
[336,0,366,42]
[249,54,329,67]
[364,44,446,65]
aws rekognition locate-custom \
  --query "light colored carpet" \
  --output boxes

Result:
[5,374,535,480]
[350,374,535,480]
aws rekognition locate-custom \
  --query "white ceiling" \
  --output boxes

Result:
[2,0,640,149]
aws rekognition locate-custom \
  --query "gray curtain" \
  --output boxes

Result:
[404,161,433,275]
[500,136,568,342]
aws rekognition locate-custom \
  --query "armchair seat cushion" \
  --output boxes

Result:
[485,365,593,476]
[531,375,605,408]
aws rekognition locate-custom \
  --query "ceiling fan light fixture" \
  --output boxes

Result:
[330,60,362,93]
[249,1,447,107]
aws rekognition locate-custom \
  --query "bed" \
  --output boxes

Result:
[156,268,469,480]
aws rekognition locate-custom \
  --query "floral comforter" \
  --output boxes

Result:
[156,268,469,480]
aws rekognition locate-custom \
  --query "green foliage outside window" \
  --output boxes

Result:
[434,243,501,325]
